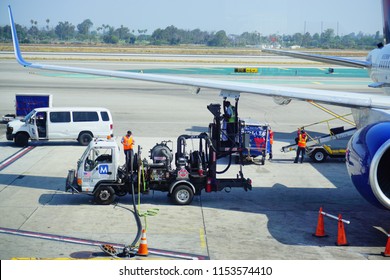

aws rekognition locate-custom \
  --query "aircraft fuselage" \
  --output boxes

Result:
[367,44,390,95]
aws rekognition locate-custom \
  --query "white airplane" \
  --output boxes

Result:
[6,3,390,211]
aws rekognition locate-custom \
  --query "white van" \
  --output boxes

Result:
[6,107,114,146]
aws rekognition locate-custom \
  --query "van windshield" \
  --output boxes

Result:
[23,110,36,122]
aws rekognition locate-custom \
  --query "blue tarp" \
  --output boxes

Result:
[16,95,51,116]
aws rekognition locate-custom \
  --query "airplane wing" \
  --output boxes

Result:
[7,6,390,110]
[262,49,371,69]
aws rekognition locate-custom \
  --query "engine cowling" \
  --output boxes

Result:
[346,121,390,210]
[273,96,292,105]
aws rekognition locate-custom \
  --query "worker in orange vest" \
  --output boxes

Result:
[121,130,135,172]
[294,129,307,163]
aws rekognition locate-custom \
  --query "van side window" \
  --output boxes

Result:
[73,112,99,122]
[101,111,109,121]
[50,112,71,123]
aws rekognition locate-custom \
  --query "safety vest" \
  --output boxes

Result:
[297,133,307,148]
[227,105,236,123]
[122,135,134,150]
[269,130,274,145]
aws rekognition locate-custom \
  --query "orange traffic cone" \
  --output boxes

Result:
[137,229,148,256]
[336,214,349,246]
[313,207,328,237]
[381,232,390,257]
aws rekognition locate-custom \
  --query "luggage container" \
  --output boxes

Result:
[240,118,271,165]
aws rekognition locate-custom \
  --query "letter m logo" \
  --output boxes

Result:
[98,164,109,174]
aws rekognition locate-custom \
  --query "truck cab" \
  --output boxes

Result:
[6,110,41,145]
[76,138,119,193]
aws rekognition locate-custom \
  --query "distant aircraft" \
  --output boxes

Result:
[6,2,390,211]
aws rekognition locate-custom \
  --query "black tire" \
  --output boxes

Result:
[115,189,127,196]
[311,149,327,163]
[172,184,194,205]
[94,185,115,205]
[78,132,93,146]
[14,133,29,147]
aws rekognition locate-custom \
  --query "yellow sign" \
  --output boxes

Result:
[234,68,258,73]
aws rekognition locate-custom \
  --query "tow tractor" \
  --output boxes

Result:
[66,97,252,205]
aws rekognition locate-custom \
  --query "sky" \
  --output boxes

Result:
[0,0,383,36]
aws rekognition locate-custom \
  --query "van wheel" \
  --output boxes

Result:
[172,184,194,205]
[15,133,29,147]
[94,185,115,205]
[78,132,93,146]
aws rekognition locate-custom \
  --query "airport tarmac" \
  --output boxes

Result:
[0,53,389,260]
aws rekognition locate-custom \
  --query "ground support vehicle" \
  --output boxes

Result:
[307,144,346,163]
[281,126,355,162]
[6,107,113,146]
[66,102,252,205]
[2,93,52,122]
[281,126,356,153]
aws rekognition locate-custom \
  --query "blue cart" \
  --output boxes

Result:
[240,118,271,165]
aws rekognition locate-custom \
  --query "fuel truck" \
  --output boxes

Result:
[66,101,252,205]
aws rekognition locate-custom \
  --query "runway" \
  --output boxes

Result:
[0,53,389,260]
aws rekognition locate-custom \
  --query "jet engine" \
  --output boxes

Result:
[346,121,390,210]
[273,96,292,105]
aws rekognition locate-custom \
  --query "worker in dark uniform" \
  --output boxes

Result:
[294,129,307,163]
[121,130,134,172]
[223,100,236,145]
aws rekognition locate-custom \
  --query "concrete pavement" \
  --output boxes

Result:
[0,56,389,260]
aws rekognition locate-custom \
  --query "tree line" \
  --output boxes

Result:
[0,19,383,49]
